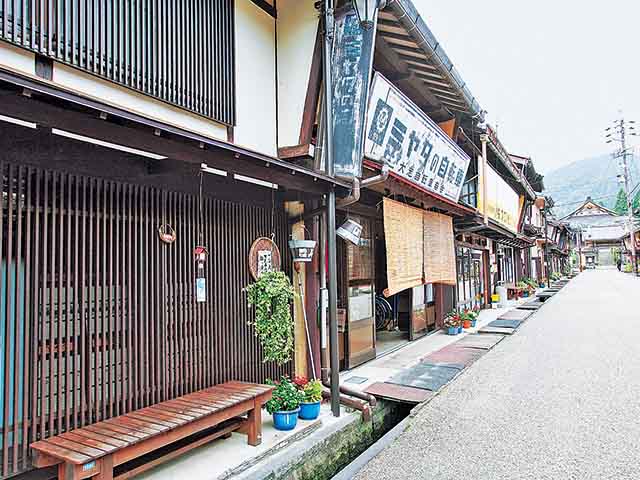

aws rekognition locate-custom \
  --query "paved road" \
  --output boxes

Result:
[353,270,640,480]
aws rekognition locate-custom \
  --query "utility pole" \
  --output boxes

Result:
[606,117,638,275]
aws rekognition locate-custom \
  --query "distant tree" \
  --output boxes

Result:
[633,189,640,216]
[614,188,628,215]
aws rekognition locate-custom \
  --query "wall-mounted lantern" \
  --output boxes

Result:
[288,239,317,263]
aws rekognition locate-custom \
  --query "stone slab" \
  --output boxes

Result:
[518,304,541,311]
[364,382,435,404]
[455,333,504,350]
[498,309,532,321]
[478,326,516,335]
[388,363,460,392]
[344,376,368,384]
[422,345,485,369]
[488,319,522,329]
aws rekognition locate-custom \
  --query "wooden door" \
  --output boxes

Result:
[345,216,376,368]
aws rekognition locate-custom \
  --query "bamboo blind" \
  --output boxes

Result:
[423,211,457,285]
[383,198,457,296]
[383,198,424,297]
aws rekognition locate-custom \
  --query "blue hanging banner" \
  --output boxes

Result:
[330,8,378,179]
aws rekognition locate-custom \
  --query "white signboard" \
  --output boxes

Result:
[364,73,471,202]
[485,165,521,233]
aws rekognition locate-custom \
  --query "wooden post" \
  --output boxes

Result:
[247,399,263,446]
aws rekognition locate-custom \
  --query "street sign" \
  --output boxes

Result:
[330,9,378,179]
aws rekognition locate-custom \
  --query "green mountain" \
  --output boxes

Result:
[543,154,640,218]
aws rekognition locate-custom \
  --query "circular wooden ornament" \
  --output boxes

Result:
[248,237,281,280]
[158,224,176,244]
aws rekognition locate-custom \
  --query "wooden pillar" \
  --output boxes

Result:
[285,202,308,378]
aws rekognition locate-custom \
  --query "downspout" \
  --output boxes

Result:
[336,166,389,208]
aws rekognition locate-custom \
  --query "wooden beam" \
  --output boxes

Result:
[250,0,276,18]
[299,24,323,145]
[0,93,333,195]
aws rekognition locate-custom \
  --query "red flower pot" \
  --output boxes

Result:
[462,320,471,329]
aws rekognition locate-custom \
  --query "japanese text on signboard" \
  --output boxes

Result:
[363,73,471,202]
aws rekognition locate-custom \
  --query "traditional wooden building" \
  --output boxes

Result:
[561,197,625,267]
[0,1,354,476]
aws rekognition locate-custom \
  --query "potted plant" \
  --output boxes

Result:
[467,308,479,328]
[294,376,323,420]
[517,281,529,297]
[444,312,460,335]
[245,271,296,365]
[461,310,472,329]
[266,376,305,431]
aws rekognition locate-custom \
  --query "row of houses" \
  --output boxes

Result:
[0,1,578,477]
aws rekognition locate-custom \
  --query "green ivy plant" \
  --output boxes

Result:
[245,270,296,365]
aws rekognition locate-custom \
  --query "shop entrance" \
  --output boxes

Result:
[456,246,487,310]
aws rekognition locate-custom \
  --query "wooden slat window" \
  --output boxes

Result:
[0,0,236,125]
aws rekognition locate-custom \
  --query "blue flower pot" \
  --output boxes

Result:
[299,401,321,420]
[447,326,457,335]
[273,408,300,431]
[523,292,529,297]
[471,320,477,328]
[457,326,463,334]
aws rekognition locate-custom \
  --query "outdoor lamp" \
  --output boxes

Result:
[352,0,379,30]
[288,238,317,263]
[337,219,363,245]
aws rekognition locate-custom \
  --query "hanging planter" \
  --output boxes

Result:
[288,239,317,263]
[245,271,296,365]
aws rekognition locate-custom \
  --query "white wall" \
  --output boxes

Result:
[234,0,278,156]
[276,0,319,148]
[0,43,35,76]
[52,64,228,142]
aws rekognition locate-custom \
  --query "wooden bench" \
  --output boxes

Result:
[30,381,273,480]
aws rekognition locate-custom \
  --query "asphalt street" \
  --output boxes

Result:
[353,269,640,480]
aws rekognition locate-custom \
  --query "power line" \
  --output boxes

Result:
[551,193,618,208]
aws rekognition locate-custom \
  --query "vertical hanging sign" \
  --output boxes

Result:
[331,8,378,179]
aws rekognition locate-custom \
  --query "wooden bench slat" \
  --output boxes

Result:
[188,391,246,406]
[144,405,199,422]
[59,432,118,454]
[31,439,94,465]
[219,382,272,396]
[95,420,153,440]
[164,399,220,415]
[46,436,106,459]
[126,412,178,429]
[107,416,167,435]
[84,424,142,443]
[205,387,253,401]
[135,407,189,425]
[158,400,212,417]
[67,429,129,449]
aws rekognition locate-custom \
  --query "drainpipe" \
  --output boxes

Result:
[322,0,341,418]
[322,379,377,407]
[336,166,389,209]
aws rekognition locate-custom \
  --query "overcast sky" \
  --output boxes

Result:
[414,0,640,173]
